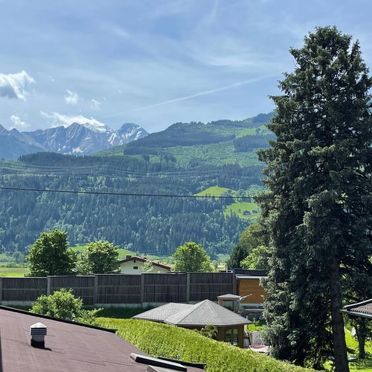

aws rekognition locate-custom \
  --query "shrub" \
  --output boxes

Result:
[31,288,100,325]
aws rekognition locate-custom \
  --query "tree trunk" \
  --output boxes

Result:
[355,320,367,359]
[330,260,349,372]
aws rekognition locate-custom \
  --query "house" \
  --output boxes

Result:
[119,255,171,274]
[0,305,203,371]
[342,299,372,320]
[233,268,267,305]
[133,299,249,347]
[232,268,267,318]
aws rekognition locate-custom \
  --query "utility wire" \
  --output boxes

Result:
[0,186,254,200]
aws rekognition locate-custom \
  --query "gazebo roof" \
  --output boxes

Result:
[135,300,248,327]
[133,302,193,323]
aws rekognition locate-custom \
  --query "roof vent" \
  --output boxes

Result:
[30,322,47,348]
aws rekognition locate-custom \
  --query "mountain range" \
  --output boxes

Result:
[0,112,273,255]
[0,122,148,160]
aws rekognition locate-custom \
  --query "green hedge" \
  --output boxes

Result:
[97,318,313,372]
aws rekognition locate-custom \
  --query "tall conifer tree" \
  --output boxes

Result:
[258,27,372,371]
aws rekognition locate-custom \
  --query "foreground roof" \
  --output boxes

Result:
[135,300,249,327]
[0,306,148,372]
[343,299,372,320]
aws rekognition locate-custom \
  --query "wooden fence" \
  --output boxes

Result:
[0,272,236,306]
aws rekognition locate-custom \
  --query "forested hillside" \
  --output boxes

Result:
[0,113,272,256]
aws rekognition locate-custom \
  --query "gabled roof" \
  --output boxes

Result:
[118,256,171,270]
[343,299,372,319]
[134,300,248,328]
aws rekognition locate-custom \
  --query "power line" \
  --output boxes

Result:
[0,186,254,200]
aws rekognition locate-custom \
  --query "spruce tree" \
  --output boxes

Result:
[258,27,372,371]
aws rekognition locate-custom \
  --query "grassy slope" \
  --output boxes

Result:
[97,318,312,372]
[166,142,260,167]
[195,186,233,197]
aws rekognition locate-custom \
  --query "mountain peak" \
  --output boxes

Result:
[67,121,110,134]
[0,124,8,134]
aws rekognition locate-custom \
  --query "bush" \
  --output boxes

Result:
[31,288,99,325]
[97,318,313,372]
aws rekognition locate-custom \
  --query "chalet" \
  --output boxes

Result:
[0,305,203,371]
[119,255,171,274]
[134,299,249,348]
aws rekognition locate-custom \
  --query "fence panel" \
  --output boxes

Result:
[143,273,187,303]
[49,276,95,305]
[97,274,141,304]
[189,272,234,301]
[2,277,47,302]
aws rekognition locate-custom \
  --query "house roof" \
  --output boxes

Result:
[118,256,171,270]
[231,268,268,279]
[0,306,148,372]
[343,299,372,320]
[134,300,249,328]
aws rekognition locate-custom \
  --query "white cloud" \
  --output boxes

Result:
[41,111,108,133]
[64,90,79,105]
[90,98,101,110]
[0,70,35,100]
[10,115,30,130]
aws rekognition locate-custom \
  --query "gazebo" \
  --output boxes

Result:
[134,299,249,347]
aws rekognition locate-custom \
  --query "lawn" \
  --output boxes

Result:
[0,266,27,277]
[224,201,260,220]
[196,186,234,197]
[345,328,372,372]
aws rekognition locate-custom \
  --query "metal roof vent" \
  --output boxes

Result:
[30,322,47,348]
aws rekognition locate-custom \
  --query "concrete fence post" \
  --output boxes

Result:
[186,273,190,303]
[140,273,145,306]
[93,275,99,305]
[0,277,3,303]
[46,276,51,295]
[232,273,237,295]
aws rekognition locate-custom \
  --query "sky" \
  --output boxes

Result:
[0,0,371,133]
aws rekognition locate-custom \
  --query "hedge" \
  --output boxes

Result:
[97,318,313,372]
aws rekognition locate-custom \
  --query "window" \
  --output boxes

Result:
[224,328,239,346]
[133,266,138,270]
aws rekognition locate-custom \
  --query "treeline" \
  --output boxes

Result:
[233,134,274,152]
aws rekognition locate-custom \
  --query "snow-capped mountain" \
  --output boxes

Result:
[0,122,148,159]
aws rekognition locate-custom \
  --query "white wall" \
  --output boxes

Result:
[119,259,170,274]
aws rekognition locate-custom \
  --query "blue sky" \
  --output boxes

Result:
[0,0,371,132]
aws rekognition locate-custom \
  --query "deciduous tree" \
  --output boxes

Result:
[173,242,213,272]
[77,241,120,274]
[27,230,76,276]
